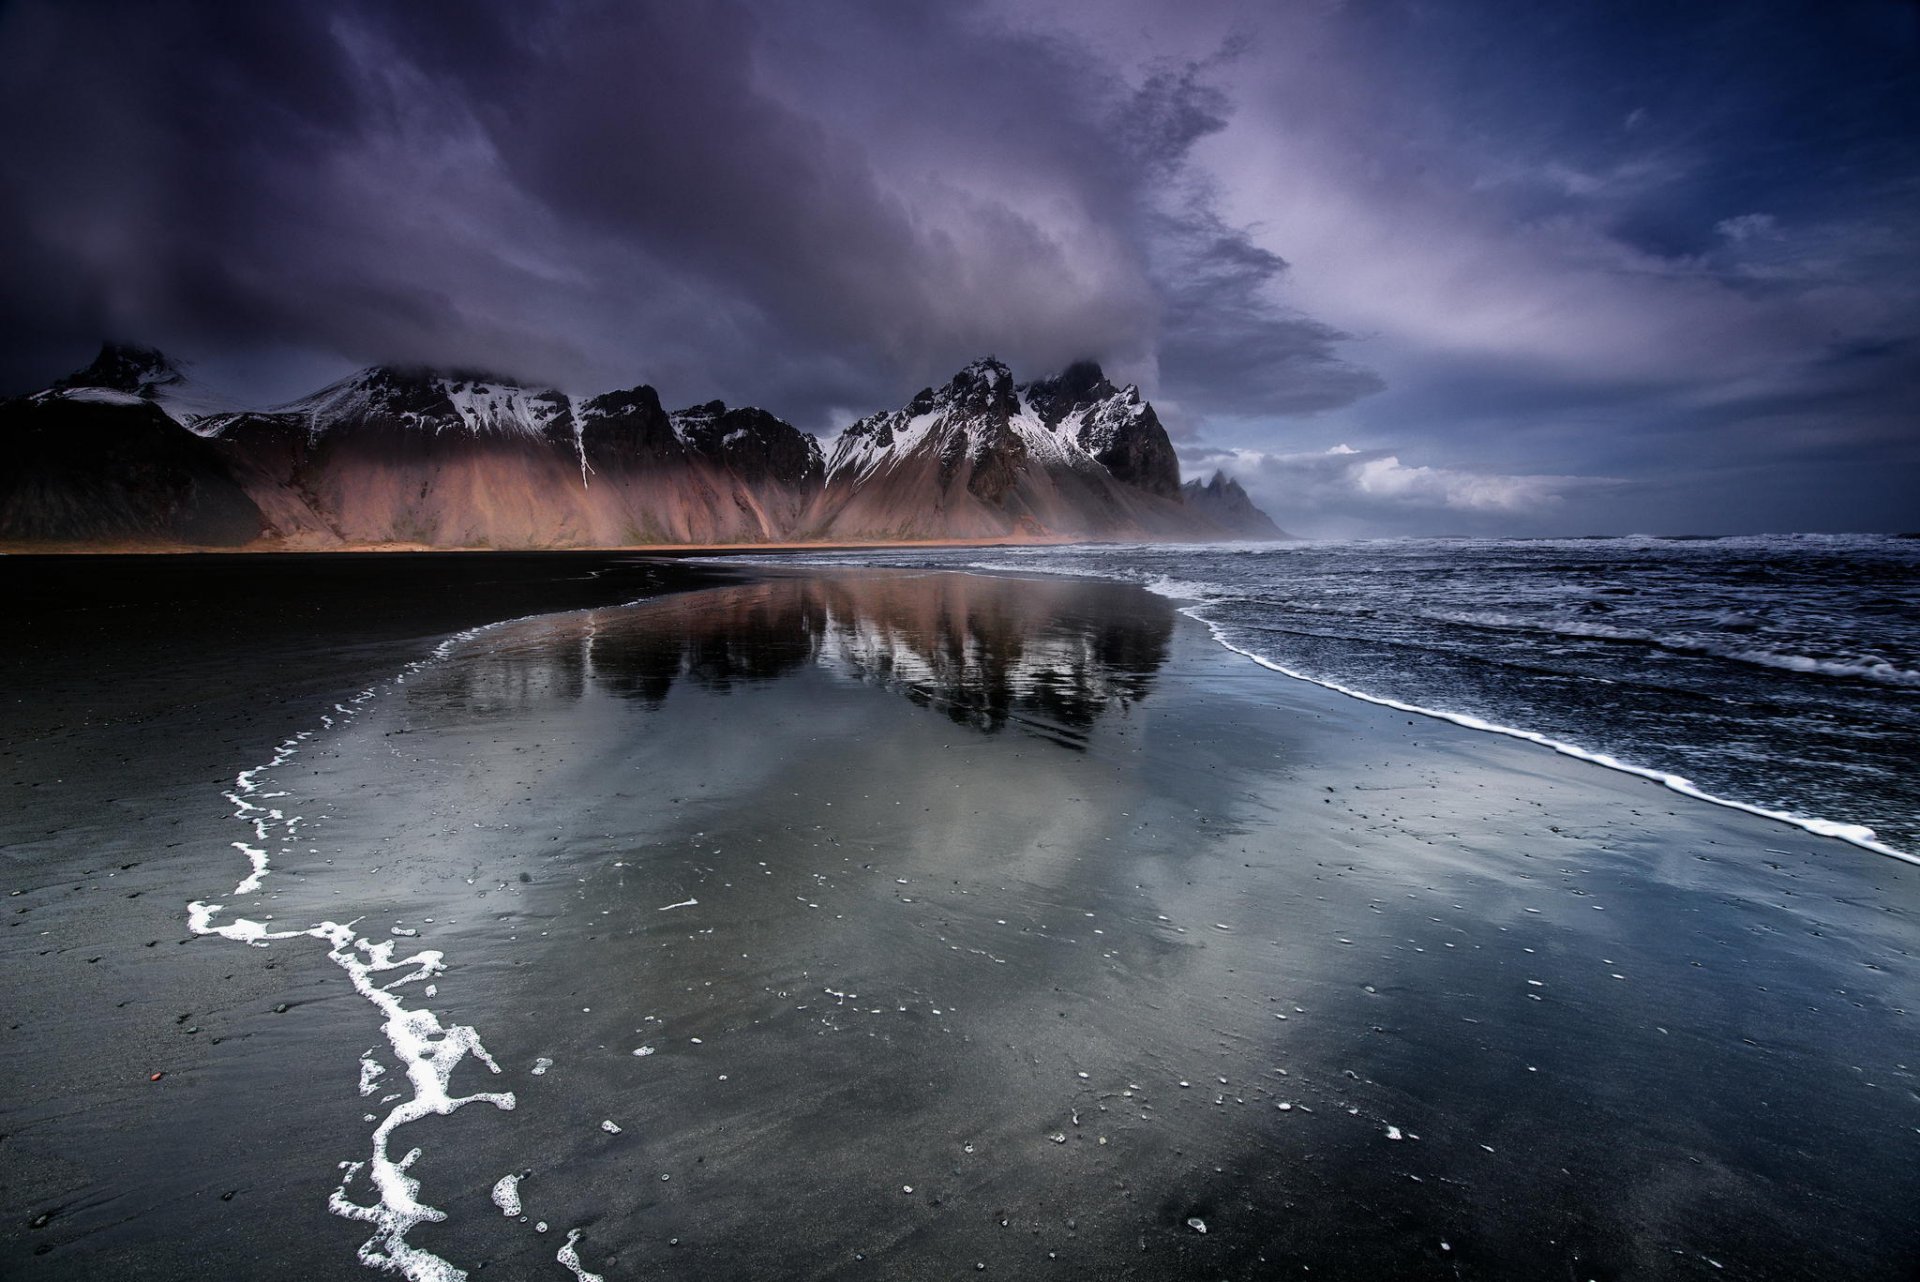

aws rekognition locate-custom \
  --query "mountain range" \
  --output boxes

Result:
[0,344,1287,548]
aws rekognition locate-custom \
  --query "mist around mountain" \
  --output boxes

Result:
[1181,471,1288,539]
[0,344,1288,548]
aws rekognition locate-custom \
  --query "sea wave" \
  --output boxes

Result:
[1182,606,1918,867]
[1427,610,1920,687]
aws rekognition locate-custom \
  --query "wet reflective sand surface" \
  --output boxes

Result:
[7,563,1918,1279]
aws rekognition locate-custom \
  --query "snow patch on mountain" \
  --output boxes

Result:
[37,343,238,429]
[1063,387,1152,457]
[827,357,1146,488]
[266,369,571,441]
[440,379,570,438]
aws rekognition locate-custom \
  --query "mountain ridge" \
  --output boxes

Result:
[2,343,1290,548]
[1182,470,1289,539]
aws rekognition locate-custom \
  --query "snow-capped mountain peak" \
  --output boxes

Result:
[807,355,1218,539]
[51,342,185,398]
[1020,359,1119,427]
[942,357,1020,418]
[35,343,240,428]
[271,366,571,440]
[1017,361,1176,498]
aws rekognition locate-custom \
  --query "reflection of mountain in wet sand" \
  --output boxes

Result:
[428,572,1173,747]
[812,573,1171,746]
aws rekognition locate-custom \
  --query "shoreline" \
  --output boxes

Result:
[735,547,1920,870]
[1184,607,1920,867]
[0,534,1105,557]
[5,563,1916,1278]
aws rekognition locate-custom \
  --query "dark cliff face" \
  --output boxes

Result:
[328,366,463,424]
[1181,471,1289,538]
[1021,359,1116,426]
[942,357,1021,420]
[0,396,263,544]
[671,401,824,486]
[578,385,678,463]
[1018,361,1181,499]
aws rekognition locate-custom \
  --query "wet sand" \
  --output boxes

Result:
[0,553,730,1277]
[4,564,1916,1278]
[0,535,1081,557]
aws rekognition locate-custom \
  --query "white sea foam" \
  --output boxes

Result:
[190,903,516,1280]
[556,1229,605,1282]
[187,601,660,1279]
[231,841,270,895]
[1186,609,1919,867]
[221,731,319,895]
[490,1173,523,1218]
[1715,647,1920,687]
[1137,574,1234,603]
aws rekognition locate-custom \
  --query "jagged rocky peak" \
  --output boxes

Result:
[1182,470,1289,538]
[1017,359,1180,499]
[671,400,824,484]
[282,364,571,439]
[577,382,677,458]
[1020,359,1119,426]
[303,365,459,418]
[834,357,1013,455]
[830,354,1182,487]
[941,356,1021,419]
[1185,469,1247,501]
[52,342,186,398]
[580,383,666,421]
[824,356,1034,508]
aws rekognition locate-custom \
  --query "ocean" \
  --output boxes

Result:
[738,534,1920,860]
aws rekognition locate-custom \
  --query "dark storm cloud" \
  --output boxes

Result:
[1111,53,1384,417]
[0,0,1370,428]
[1152,206,1383,416]
[4,0,1915,533]
[1114,58,1235,177]
[1148,0,1920,532]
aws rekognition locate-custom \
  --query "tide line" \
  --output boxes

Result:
[1186,606,1919,868]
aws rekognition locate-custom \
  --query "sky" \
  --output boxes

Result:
[2,0,1916,536]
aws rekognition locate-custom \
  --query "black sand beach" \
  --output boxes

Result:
[3,559,1916,1279]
